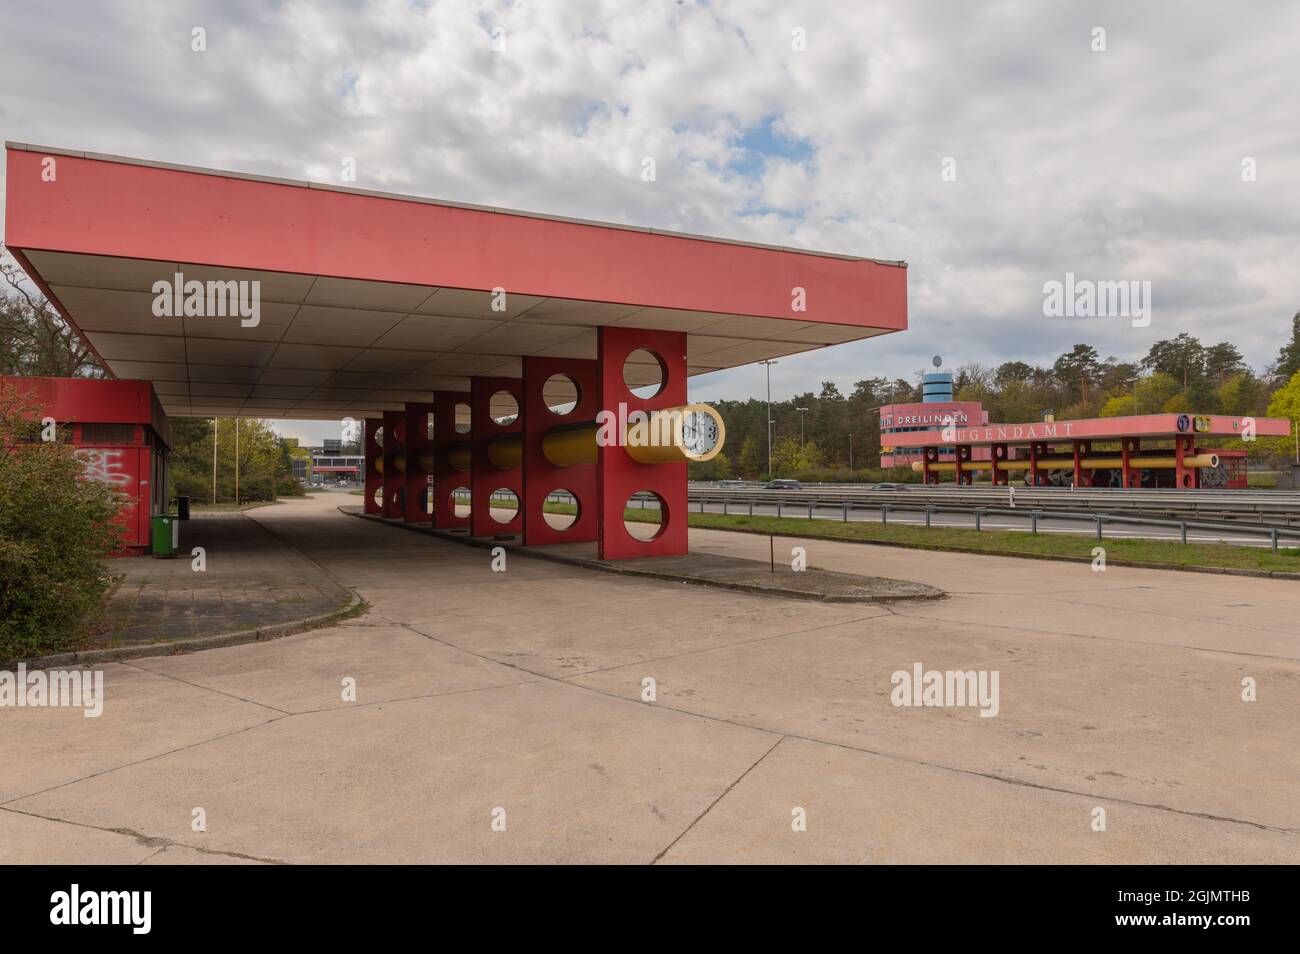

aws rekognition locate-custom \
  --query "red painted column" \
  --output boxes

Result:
[363,417,383,513]
[522,356,599,545]
[954,444,973,485]
[403,401,433,522]
[1174,434,1197,489]
[596,326,688,560]
[922,446,938,485]
[381,409,406,518]
[431,390,470,530]
[1028,442,1041,487]
[990,443,1008,486]
[1071,440,1083,489]
[1121,437,1140,488]
[470,376,524,538]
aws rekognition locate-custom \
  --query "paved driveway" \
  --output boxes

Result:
[2,493,1296,863]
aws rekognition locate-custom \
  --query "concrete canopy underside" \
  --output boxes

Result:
[5,144,908,420]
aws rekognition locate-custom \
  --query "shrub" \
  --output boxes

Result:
[0,382,125,662]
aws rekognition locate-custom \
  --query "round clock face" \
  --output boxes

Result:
[681,409,722,458]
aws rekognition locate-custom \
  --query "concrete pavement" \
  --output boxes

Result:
[2,492,1296,863]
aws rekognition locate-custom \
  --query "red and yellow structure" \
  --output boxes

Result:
[885,412,1290,489]
[3,142,908,559]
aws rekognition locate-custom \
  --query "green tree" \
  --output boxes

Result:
[0,381,125,661]
[1260,370,1300,463]
[1053,344,1103,404]
[770,436,824,476]
[1142,334,1206,391]
[1099,395,1136,417]
[1133,372,1181,414]
[168,417,302,504]
[1204,342,1246,386]
[1276,312,1300,380]
[1217,372,1266,416]
[735,436,765,479]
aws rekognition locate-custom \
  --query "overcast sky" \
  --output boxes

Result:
[3,0,1297,445]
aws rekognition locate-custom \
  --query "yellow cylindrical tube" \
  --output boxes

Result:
[488,434,523,470]
[447,443,470,472]
[420,404,727,473]
[911,454,1219,473]
[543,423,599,467]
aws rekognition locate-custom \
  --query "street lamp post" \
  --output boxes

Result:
[796,407,809,446]
[759,360,778,477]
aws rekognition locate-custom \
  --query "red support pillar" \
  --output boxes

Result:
[403,402,433,522]
[596,326,688,560]
[381,409,406,518]
[954,444,973,485]
[1076,439,1094,487]
[922,446,938,485]
[1028,441,1042,487]
[1121,437,1140,488]
[363,417,383,514]
[1071,439,1084,489]
[522,356,599,545]
[990,443,1008,486]
[431,390,470,530]
[470,377,524,538]
[1174,434,1197,489]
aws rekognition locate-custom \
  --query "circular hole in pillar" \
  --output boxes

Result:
[450,486,471,517]
[543,489,579,530]
[490,488,519,524]
[489,390,519,426]
[624,490,666,541]
[373,426,384,449]
[454,403,471,434]
[623,349,666,399]
[543,373,580,415]
[372,486,383,509]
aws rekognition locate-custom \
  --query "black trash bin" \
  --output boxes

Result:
[177,496,191,521]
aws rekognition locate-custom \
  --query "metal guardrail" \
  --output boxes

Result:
[679,492,1300,552]
[687,485,1300,525]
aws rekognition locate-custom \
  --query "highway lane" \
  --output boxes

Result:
[673,499,1296,548]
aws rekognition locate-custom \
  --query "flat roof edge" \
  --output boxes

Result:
[5,142,906,268]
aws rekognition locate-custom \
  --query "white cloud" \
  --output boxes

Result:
[1,0,1295,418]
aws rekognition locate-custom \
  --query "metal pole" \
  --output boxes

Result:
[760,359,777,476]
[234,417,240,506]
[848,432,853,471]
[212,417,218,504]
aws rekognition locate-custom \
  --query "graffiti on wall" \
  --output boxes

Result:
[74,448,133,487]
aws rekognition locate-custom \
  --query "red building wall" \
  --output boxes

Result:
[2,376,171,553]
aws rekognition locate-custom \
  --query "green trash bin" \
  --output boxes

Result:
[151,514,179,557]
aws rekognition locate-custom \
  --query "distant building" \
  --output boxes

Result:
[880,372,991,467]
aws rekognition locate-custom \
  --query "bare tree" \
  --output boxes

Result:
[1,248,104,378]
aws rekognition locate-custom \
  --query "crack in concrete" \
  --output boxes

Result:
[0,806,289,864]
[651,735,787,865]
